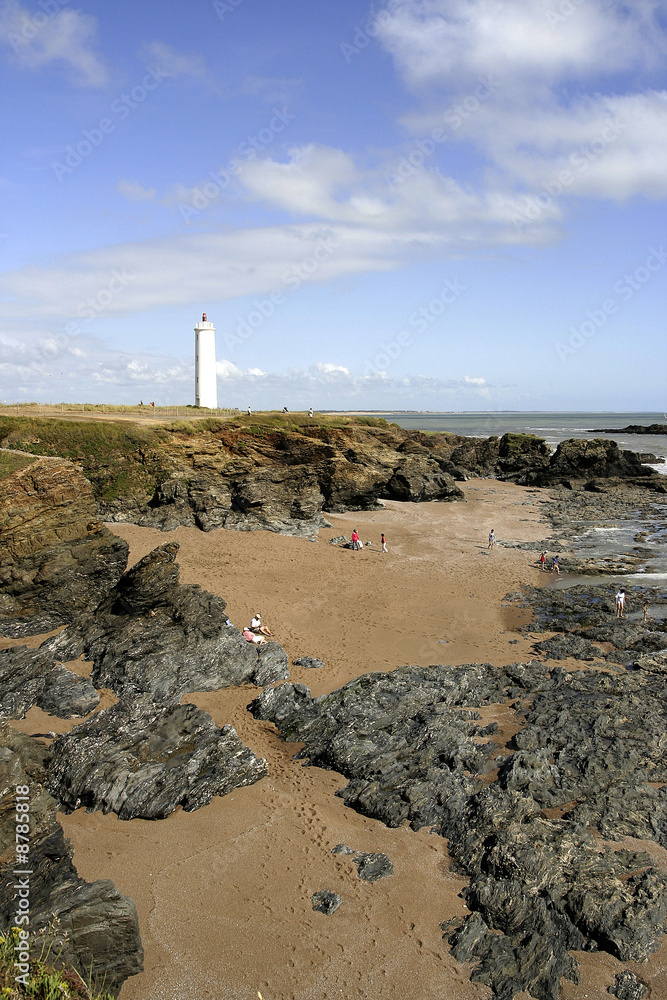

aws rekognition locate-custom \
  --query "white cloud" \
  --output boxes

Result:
[140,41,207,80]
[117,179,156,202]
[463,375,486,385]
[0,1,108,87]
[375,0,666,91]
[0,200,551,325]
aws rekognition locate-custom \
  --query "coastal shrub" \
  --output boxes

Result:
[0,927,114,1000]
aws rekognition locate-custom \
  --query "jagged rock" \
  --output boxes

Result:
[332,843,356,856]
[353,852,394,881]
[36,664,100,718]
[524,439,658,487]
[532,634,605,661]
[250,659,667,1000]
[608,970,649,999]
[44,543,289,700]
[380,457,464,502]
[0,458,128,636]
[293,656,325,669]
[311,890,341,915]
[47,697,268,820]
[328,535,349,546]
[0,726,143,996]
[0,646,99,720]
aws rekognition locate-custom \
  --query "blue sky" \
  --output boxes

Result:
[1,0,666,410]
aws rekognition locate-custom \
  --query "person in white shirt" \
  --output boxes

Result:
[615,590,626,618]
[250,614,274,636]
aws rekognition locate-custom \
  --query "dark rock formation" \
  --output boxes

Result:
[293,656,325,669]
[353,852,394,881]
[47,697,268,820]
[311,890,341,915]
[608,970,649,999]
[592,423,667,435]
[44,542,289,700]
[0,645,99,719]
[249,657,667,1000]
[0,725,143,996]
[531,634,605,661]
[449,433,552,480]
[523,438,659,489]
[0,458,128,636]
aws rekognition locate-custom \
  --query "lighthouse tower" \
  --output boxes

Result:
[194,312,217,409]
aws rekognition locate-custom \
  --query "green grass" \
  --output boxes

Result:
[0,452,36,480]
[0,928,115,1000]
[0,416,171,502]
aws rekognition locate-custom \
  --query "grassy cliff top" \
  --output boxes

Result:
[0,412,455,503]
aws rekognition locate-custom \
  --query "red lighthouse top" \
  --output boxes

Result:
[202,312,207,322]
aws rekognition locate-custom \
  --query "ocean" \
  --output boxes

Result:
[375,411,667,473]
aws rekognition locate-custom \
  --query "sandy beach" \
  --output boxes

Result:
[8,480,667,1000]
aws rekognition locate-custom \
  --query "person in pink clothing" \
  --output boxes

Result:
[351,530,360,551]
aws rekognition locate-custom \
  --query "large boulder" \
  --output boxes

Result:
[0,726,143,996]
[47,697,268,820]
[0,645,99,719]
[525,438,656,487]
[44,542,289,700]
[0,458,128,636]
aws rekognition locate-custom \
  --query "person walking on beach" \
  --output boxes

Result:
[616,589,626,618]
[488,529,495,549]
[247,406,251,415]
[552,555,560,574]
[539,550,547,571]
[643,601,649,623]
[381,532,387,553]
[308,407,313,418]
[351,529,360,551]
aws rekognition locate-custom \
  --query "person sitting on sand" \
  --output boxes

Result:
[250,614,274,636]
[242,627,264,644]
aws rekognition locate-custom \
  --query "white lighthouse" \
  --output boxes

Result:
[194,312,218,409]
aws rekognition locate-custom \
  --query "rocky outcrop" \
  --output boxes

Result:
[523,438,659,488]
[0,458,128,636]
[591,423,667,435]
[47,696,268,820]
[0,645,99,719]
[98,421,467,532]
[44,542,289,700]
[0,726,143,996]
[249,657,667,1000]
[449,433,552,480]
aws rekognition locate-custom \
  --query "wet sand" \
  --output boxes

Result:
[8,480,667,999]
